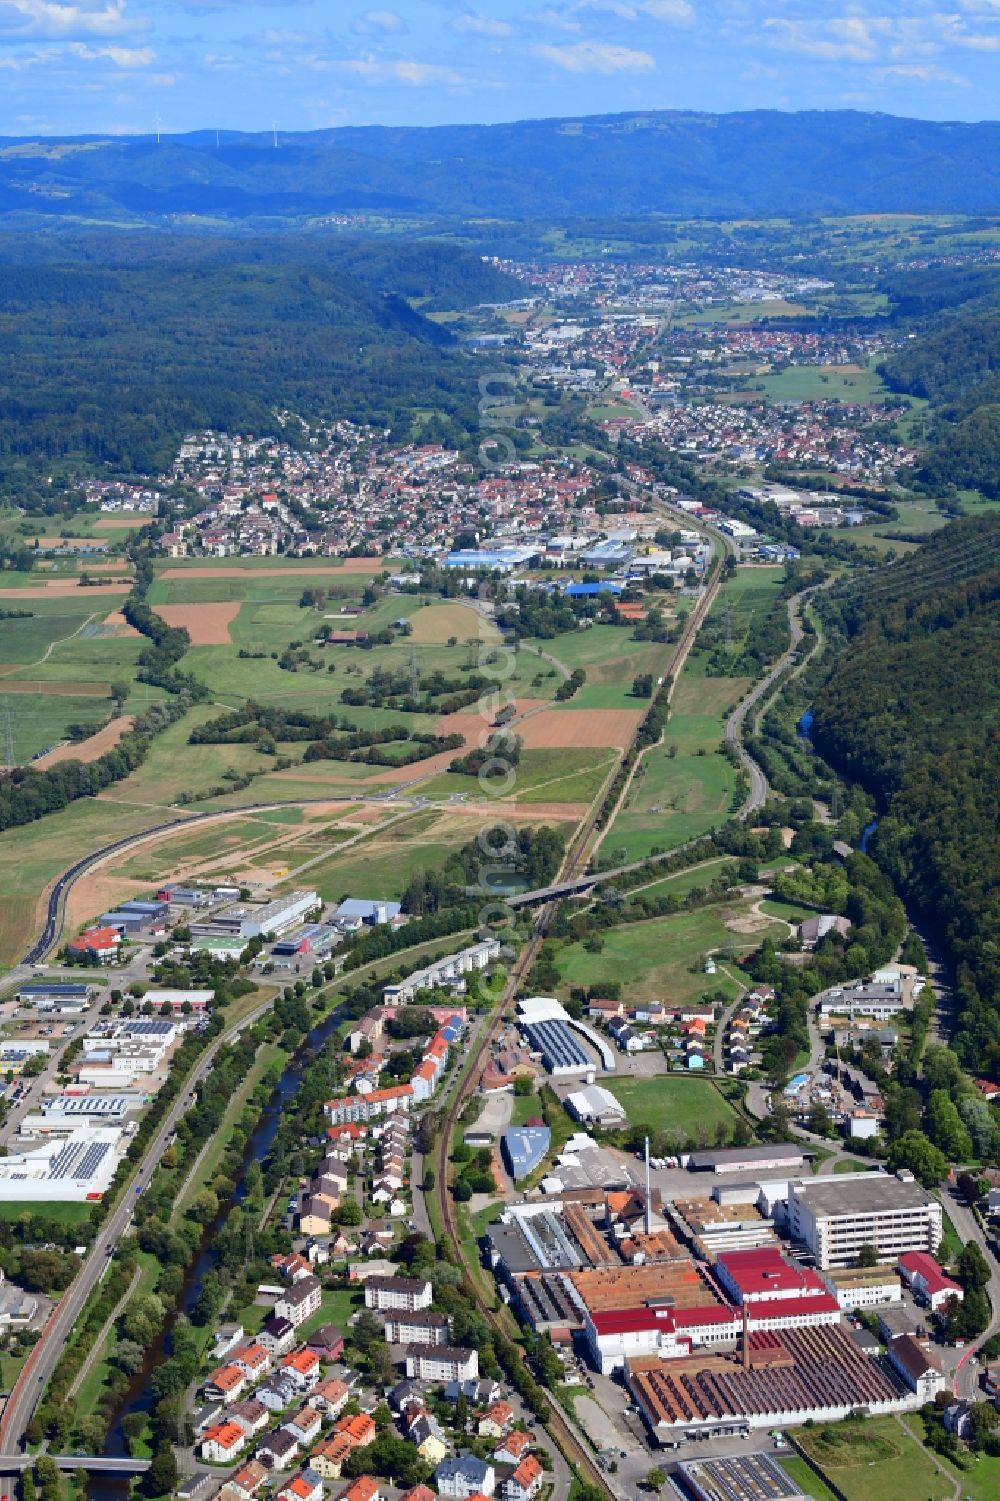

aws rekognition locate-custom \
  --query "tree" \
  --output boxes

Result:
[513,1075,533,1097]
[886,1129,948,1187]
[857,1243,879,1268]
[647,1468,666,1492]
[808,1102,834,1138]
[958,1240,991,1293]
[925,1090,973,1162]
[34,1458,60,1501]
[336,1197,362,1227]
[145,1443,179,1499]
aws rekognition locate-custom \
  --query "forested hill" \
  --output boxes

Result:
[2,110,1000,224]
[879,265,1000,498]
[811,517,1000,1075]
[0,236,516,489]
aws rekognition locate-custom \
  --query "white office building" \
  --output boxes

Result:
[789,1172,942,1269]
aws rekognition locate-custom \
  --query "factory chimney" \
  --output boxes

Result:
[644,1135,652,1235]
[742,1300,750,1371]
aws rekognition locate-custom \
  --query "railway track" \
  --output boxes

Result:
[431,547,729,1500]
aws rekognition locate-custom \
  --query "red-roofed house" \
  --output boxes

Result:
[200,1421,247,1463]
[503,1456,545,1501]
[494,1432,534,1466]
[337,1479,382,1501]
[898,1251,964,1311]
[278,1473,324,1501]
[204,1364,248,1403]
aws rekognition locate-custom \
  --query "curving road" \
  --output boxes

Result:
[724,585,820,820]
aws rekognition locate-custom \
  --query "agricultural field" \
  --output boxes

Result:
[745,360,890,403]
[417,746,617,806]
[553,901,783,1006]
[606,1076,738,1141]
[602,674,747,862]
[0,796,178,968]
[796,1418,954,1501]
[525,621,677,713]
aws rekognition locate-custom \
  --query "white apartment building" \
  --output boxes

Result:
[364,1276,433,1313]
[789,1173,942,1269]
[404,1345,479,1383]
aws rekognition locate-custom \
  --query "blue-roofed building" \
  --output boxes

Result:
[501,1126,552,1180]
[564,581,624,598]
[687,1052,705,1071]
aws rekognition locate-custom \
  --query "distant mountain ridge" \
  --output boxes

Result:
[2,109,1000,223]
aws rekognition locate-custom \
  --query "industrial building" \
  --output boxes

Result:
[684,1144,807,1175]
[676,1455,809,1501]
[214,889,319,940]
[627,1324,912,1440]
[565,1085,626,1126]
[15,981,93,1008]
[788,1172,942,1269]
[515,996,614,1075]
[0,1127,123,1200]
[501,1127,551,1181]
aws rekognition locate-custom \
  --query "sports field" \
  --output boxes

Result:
[608,1076,738,1139]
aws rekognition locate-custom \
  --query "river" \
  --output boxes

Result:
[87,1003,345,1501]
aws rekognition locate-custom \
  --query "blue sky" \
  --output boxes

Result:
[1,1,1000,136]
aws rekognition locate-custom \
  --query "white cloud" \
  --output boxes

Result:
[338,54,465,85]
[0,0,137,38]
[871,62,972,86]
[351,9,405,35]
[524,6,581,30]
[585,0,693,20]
[535,38,655,69]
[68,39,151,63]
[452,12,515,36]
[763,16,883,62]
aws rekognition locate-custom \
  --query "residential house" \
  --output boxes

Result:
[306,1323,345,1362]
[280,1348,322,1390]
[389,1378,425,1415]
[310,1434,358,1480]
[477,1401,514,1439]
[337,1480,382,1501]
[334,1412,377,1450]
[200,1421,247,1464]
[409,1412,449,1466]
[229,1399,270,1439]
[204,1365,247,1403]
[278,1470,324,1501]
[286,1405,323,1446]
[231,1343,270,1381]
[435,1456,496,1499]
[494,1433,534,1467]
[230,1460,269,1499]
[311,1377,350,1418]
[258,1316,297,1357]
[256,1375,298,1412]
[257,1427,300,1469]
[300,1195,337,1236]
[503,1456,545,1501]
